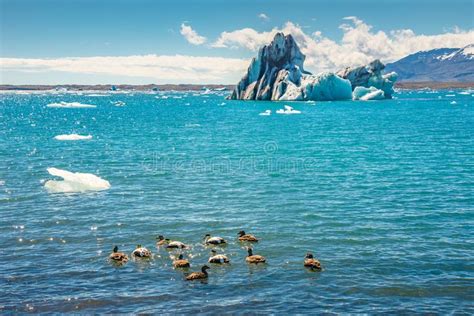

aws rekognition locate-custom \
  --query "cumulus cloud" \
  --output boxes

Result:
[3,18,473,85]
[212,18,474,73]
[0,55,249,84]
[258,13,269,21]
[212,28,276,50]
[180,23,207,45]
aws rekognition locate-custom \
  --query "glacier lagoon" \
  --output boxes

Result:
[0,89,473,313]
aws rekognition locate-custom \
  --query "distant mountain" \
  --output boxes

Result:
[385,45,474,82]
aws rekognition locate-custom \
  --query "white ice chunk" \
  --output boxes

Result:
[44,168,110,193]
[47,101,96,108]
[54,134,93,141]
[111,101,126,107]
[353,86,386,101]
[259,110,272,116]
[276,105,301,114]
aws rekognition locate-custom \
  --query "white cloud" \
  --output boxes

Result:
[180,23,207,45]
[211,28,276,50]
[3,18,473,85]
[258,13,269,21]
[212,18,474,73]
[0,55,249,84]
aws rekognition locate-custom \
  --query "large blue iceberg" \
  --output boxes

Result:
[229,32,397,101]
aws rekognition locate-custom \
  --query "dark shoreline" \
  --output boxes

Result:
[395,82,474,89]
[0,82,473,91]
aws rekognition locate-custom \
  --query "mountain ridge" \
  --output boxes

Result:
[385,45,474,82]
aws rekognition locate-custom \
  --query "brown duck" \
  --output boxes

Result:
[245,247,266,264]
[173,254,190,268]
[185,265,210,281]
[109,246,128,264]
[304,253,322,271]
[238,230,259,242]
[156,235,168,246]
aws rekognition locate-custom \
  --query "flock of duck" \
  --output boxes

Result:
[108,231,322,281]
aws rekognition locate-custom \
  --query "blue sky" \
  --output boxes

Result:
[1,0,473,84]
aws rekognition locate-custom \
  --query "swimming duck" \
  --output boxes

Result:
[238,230,259,242]
[156,235,167,246]
[245,247,266,264]
[208,249,230,264]
[304,253,322,271]
[166,240,188,249]
[185,265,210,281]
[132,244,152,258]
[173,254,190,268]
[157,235,187,249]
[204,234,226,245]
[109,245,128,264]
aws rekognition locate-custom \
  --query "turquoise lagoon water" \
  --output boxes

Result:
[0,89,473,313]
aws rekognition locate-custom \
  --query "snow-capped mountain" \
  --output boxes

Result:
[385,44,474,82]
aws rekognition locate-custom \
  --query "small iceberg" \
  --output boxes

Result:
[111,101,126,107]
[47,101,96,108]
[185,123,201,128]
[276,105,301,115]
[44,168,111,193]
[54,134,92,141]
[259,110,272,116]
[353,86,385,101]
[450,101,457,105]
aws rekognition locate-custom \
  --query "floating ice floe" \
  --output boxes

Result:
[47,101,96,108]
[0,180,4,186]
[54,134,92,141]
[44,168,110,193]
[259,110,272,116]
[111,101,126,107]
[445,94,455,97]
[352,86,385,101]
[276,105,301,115]
[185,123,201,128]
[450,101,457,105]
